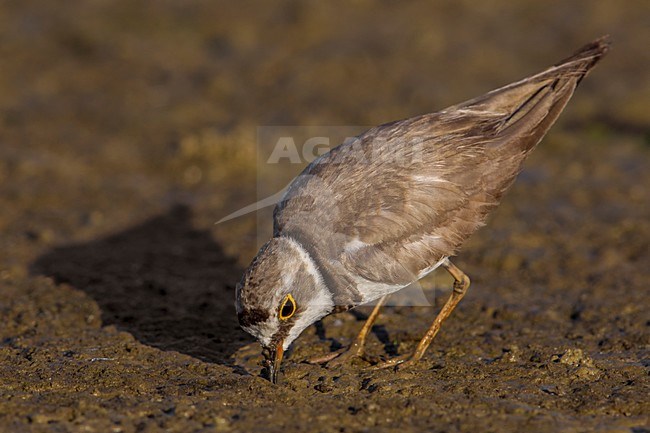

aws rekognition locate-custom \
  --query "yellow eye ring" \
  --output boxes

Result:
[279,294,297,320]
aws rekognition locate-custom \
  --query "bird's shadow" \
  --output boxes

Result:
[29,205,254,367]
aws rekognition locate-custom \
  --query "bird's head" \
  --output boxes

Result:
[236,236,333,383]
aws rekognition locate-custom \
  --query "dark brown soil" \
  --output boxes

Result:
[1,1,648,432]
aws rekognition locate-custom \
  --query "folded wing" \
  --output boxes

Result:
[274,37,610,286]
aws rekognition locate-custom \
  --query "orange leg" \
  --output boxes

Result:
[308,295,388,365]
[374,258,470,369]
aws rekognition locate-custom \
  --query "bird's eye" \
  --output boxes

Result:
[279,294,297,320]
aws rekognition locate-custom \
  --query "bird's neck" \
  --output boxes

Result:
[279,232,364,307]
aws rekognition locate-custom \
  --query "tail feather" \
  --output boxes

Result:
[553,35,611,85]
[462,36,610,203]
[469,36,611,155]
[450,35,611,121]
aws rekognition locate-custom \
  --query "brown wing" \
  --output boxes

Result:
[275,37,610,286]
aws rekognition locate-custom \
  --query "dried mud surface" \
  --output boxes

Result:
[1,1,649,432]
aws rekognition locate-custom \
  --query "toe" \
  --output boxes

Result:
[394,358,419,371]
[368,354,411,370]
[306,348,346,365]
[306,345,367,367]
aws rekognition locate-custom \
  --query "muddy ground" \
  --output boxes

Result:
[1,1,649,432]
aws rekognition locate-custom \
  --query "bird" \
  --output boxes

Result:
[235,36,610,384]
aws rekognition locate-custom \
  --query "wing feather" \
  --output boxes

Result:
[274,37,609,286]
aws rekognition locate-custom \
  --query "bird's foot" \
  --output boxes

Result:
[369,353,418,370]
[306,347,348,365]
[307,343,376,367]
